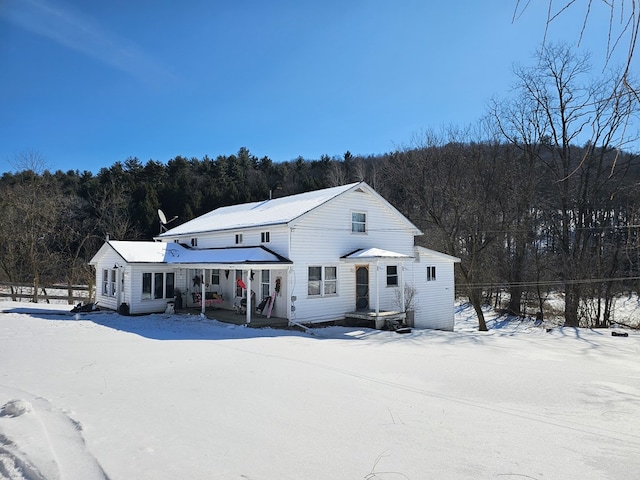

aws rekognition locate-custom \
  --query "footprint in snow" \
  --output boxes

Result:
[0,394,110,480]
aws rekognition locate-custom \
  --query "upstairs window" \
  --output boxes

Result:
[191,238,198,247]
[261,231,270,243]
[352,212,366,233]
[235,233,243,244]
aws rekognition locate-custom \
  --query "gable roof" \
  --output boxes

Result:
[157,183,359,237]
[90,241,291,266]
[156,182,421,238]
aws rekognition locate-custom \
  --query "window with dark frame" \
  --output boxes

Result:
[308,266,322,296]
[154,273,164,299]
[235,233,243,244]
[386,265,398,286]
[261,231,270,243]
[235,270,243,297]
[142,273,152,299]
[165,272,175,299]
[427,266,436,281]
[142,272,175,301]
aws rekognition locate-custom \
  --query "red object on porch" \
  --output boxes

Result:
[236,278,246,289]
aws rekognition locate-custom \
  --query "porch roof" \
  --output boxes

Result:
[341,247,413,261]
[106,241,291,266]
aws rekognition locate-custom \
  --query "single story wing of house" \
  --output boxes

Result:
[90,181,460,330]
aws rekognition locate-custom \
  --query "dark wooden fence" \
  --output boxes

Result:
[0,282,93,304]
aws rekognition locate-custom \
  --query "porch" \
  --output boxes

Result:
[183,306,290,329]
[344,310,406,329]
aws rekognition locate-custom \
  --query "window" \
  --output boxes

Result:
[154,273,164,299]
[110,269,117,296]
[235,270,243,297]
[324,266,337,295]
[427,266,436,281]
[102,269,116,297]
[235,233,243,244]
[308,266,337,296]
[261,270,270,298]
[165,272,175,299]
[142,272,174,301]
[386,265,398,286]
[102,270,109,295]
[191,238,198,247]
[261,231,270,243]
[142,273,152,299]
[211,269,220,286]
[352,212,366,233]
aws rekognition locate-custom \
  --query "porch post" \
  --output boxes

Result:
[201,268,206,315]
[374,261,380,315]
[245,269,251,324]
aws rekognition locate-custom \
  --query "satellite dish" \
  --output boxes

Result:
[158,209,167,225]
[157,209,178,233]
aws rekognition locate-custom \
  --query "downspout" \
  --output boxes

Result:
[400,261,405,312]
[115,267,122,309]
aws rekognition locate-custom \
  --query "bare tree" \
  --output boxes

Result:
[514,0,639,99]
[0,152,62,299]
[381,127,514,331]
[494,43,639,326]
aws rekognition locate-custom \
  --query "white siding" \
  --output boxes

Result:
[288,188,416,323]
[93,249,123,311]
[128,265,178,315]
[408,248,457,331]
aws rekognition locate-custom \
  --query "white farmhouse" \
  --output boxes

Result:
[90,182,459,330]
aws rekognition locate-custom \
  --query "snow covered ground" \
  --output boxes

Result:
[0,301,638,480]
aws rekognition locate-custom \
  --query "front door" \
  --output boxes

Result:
[355,265,369,310]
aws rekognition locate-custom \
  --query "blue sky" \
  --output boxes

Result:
[0,1,635,173]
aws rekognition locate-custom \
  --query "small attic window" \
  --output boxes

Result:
[191,238,198,247]
[235,233,243,244]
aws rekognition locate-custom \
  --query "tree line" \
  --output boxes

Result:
[1,44,638,329]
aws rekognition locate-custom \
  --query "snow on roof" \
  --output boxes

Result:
[108,241,290,265]
[157,182,359,237]
[414,246,461,263]
[342,247,413,260]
